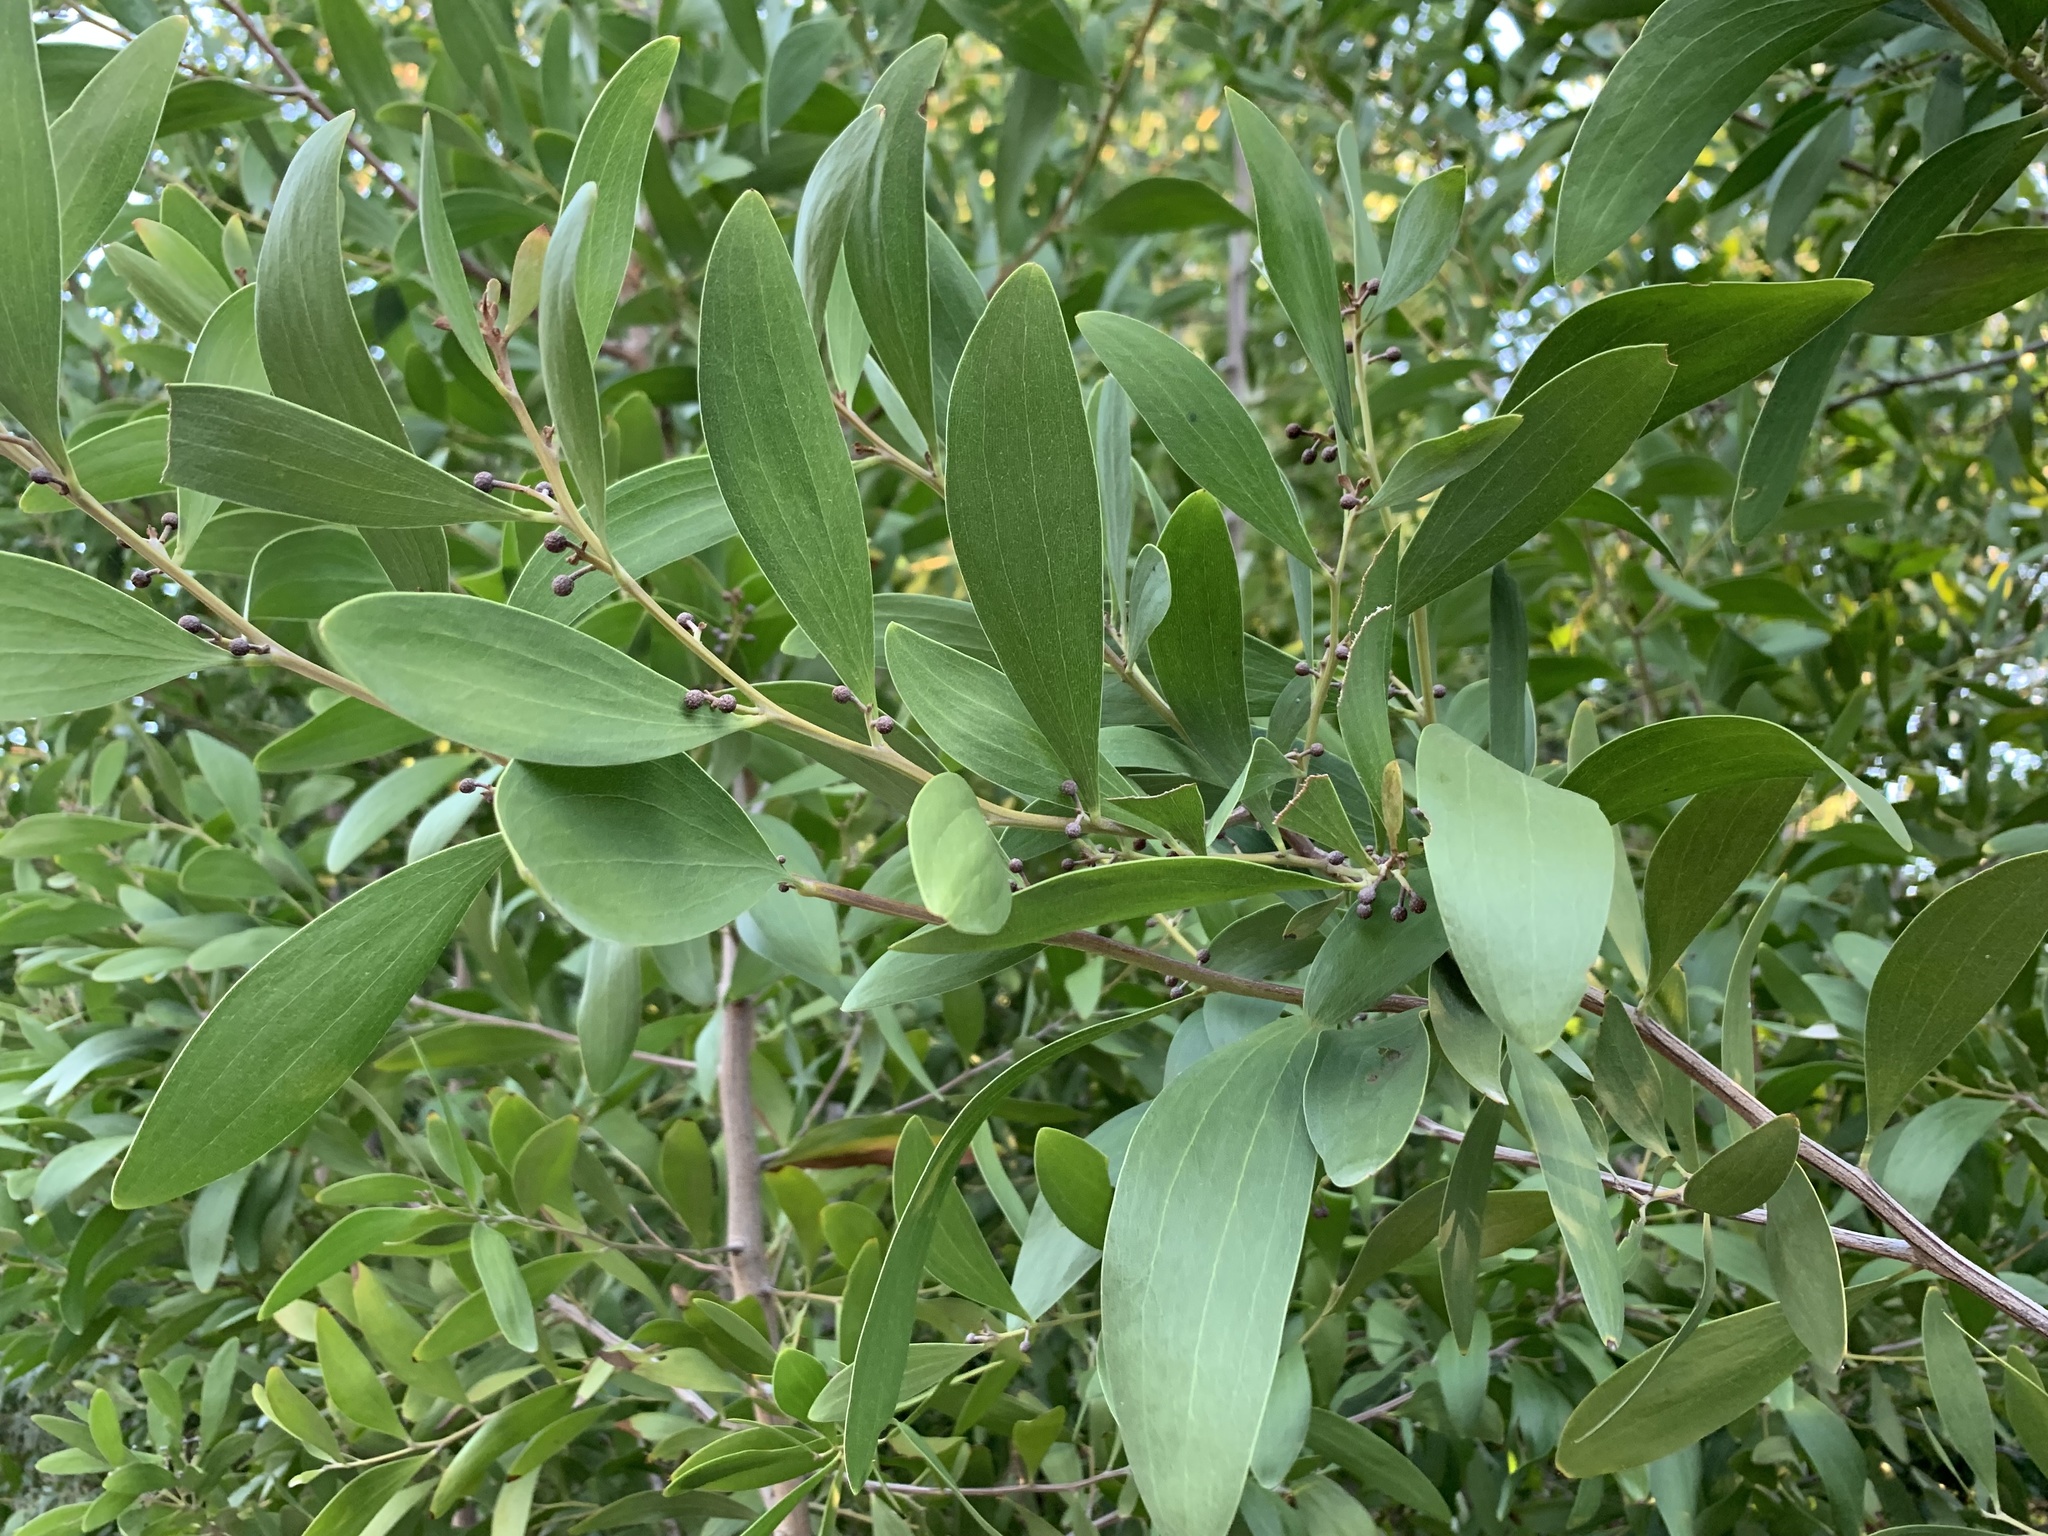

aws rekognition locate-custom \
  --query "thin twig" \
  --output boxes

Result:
[408,995,695,1072]
[1830,339,2048,409]
[865,1468,1129,1499]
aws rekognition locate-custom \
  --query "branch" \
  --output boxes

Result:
[1829,338,2048,410]
[866,1468,1128,1499]
[1923,0,2048,102]
[407,994,695,1073]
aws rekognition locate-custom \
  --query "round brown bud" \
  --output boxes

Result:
[551,573,576,596]
[1321,444,1338,463]
[1285,422,1304,439]
[1133,837,1148,851]
[228,636,252,657]
[1339,493,1359,510]
[874,714,895,734]
[1432,683,1447,698]
[473,471,495,491]
[1060,779,1079,800]
[714,695,737,713]
[1325,850,1346,865]
[684,688,708,711]
[1294,660,1313,676]
[1391,905,1408,923]
[1334,643,1350,661]
[1065,817,1084,838]
[1407,892,1427,914]
[543,529,569,553]
[457,777,479,794]
[1008,858,1024,874]
[1300,447,1317,465]
[129,570,152,588]
[28,467,55,485]
[1196,948,1211,963]
[1382,345,1403,363]
[178,615,206,634]
[1308,742,1326,757]
[1355,901,1373,919]
[832,684,854,703]
[1060,858,1075,872]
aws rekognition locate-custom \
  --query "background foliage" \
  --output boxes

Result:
[5,3,2048,1536]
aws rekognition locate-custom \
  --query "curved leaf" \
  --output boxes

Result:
[907,773,1013,936]
[1150,492,1250,780]
[0,0,66,466]
[52,16,186,272]
[1303,1014,1430,1188]
[1857,227,2048,336]
[560,36,679,349]
[0,551,221,719]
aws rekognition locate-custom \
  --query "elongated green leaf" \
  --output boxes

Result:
[1488,564,1530,772]
[1418,725,1609,1052]
[1149,492,1249,781]
[1371,167,1463,318]
[166,385,507,527]
[464,1222,537,1352]
[254,698,429,774]
[169,285,267,553]
[892,1118,1023,1314]
[415,116,492,383]
[1439,1097,1501,1349]
[575,938,639,1093]
[842,945,1041,1012]
[1304,1015,1429,1189]
[1561,714,1910,851]
[763,16,844,132]
[793,108,885,334]
[51,16,185,272]
[248,527,390,626]
[1764,1167,1845,1373]
[326,753,473,871]
[1301,882,1447,1025]
[1552,0,1885,280]
[846,38,943,442]
[539,182,607,539]
[0,813,149,859]
[1226,91,1353,441]
[0,0,66,467]
[1103,1019,1319,1536]
[257,112,444,590]
[1923,1289,1999,1501]
[884,625,1070,802]
[945,0,1090,86]
[1859,227,2048,335]
[433,1386,576,1515]
[1863,851,2048,1135]
[1276,774,1366,863]
[0,551,221,720]
[1077,311,1313,563]
[315,1306,406,1437]
[321,593,740,766]
[702,191,875,702]
[1336,538,1400,832]
[508,456,733,620]
[15,414,168,512]
[561,36,678,350]
[497,755,779,946]
[1734,119,2027,538]
[1399,347,1674,612]
[898,857,1336,954]
[1684,1114,1799,1215]
[1593,993,1667,1154]
[907,774,1012,936]
[947,263,1103,802]
[302,1460,431,1536]
[1078,178,1254,238]
[1643,777,1802,988]
[1507,1041,1625,1346]
[1033,1127,1111,1249]
[1503,280,1869,430]
[1368,416,1520,510]
[1303,1411,1452,1523]
[841,1000,1174,1486]
[1429,958,1506,1102]
[114,836,504,1206]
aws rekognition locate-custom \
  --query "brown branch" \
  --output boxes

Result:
[718,930,774,1311]
[866,1468,1128,1499]
[1830,338,2048,410]
[408,994,695,1073]
[1006,0,1169,274]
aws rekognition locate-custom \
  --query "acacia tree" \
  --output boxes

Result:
[4,0,2048,1533]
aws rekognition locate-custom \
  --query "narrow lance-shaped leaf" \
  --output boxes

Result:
[52,16,188,273]
[0,0,67,468]
[1227,90,1354,442]
[1552,0,1886,281]
[793,107,886,335]
[1923,1288,2000,1504]
[1336,538,1400,832]
[1764,1167,1846,1374]
[1439,1098,1501,1349]
[541,183,608,540]
[560,36,679,351]
[1487,564,1530,772]
[701,191,877,703]
[415,115,494,383]
[256,112,445,591]
[113,836,506,1207]
[1371,166,1464,319]
[946,264,1103,804]
[1367,416,1520,510]
[1077,311,1315,564]
[1643,777,1803,989]
[1149,492,1249,783]
[1508,1041,1626,1347]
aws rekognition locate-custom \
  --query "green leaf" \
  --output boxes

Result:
[1147,492,1250,780]
[415,116,492,383]
[1863,851,2048,1135]
[1304,1015,1429,1189]
[944,0,1091,87]
[415,1252,594,1359]
[51,17,186,273]
[113,837,504,1206]
[1302,1411,1452,1524]
[169,285,266,554]
[1276,775,1367,864]
[1398,347,1674,613]
[1683,1114,1799,1215]
[254,698,429,774]
[315,1307,405,1438]
[1077,311,1314,563]
[763,17,845,132]
[772,1348,829,1423]
[1078,178,1254,238]
[1502,280,1870,431]
[510,1113,580,1216]
[1367,416,1520,510]
[301,1461,431,1536]
[1032,1127,1111,1249]
[320,593,741,766]
[316,0,399,129]
[841,946,1041,1012]
[561,36,678,349]
[1336,538,1400,832]
[16,414,167,512]
[846,38,944,443]
[1642,778,1803,988]
[1593,994,1667,1154]
[470,1221,538,1353]
[1507,1041,1625,1346]
[1429,958,1506,1102]
[1301,884,1448,1026]
[1102,1019,1319,1536]
[897,857,1337,954]
[1922,1289,1999,1502]
[1551,0,1885,280]
[1226,90,1353,442]
[1488,564,1530,772]
[248,528,391,626]
[260,1366,342,1460]
[1371,166,1463,318]
[261,1206,457,1317]
[947,264,1104,802]
[907,774,1013,937]
[432,1386,577,1515]
[256,112,444,591]
[497,755,779,946]
[840,1000,1173,1487]
[166,385,509,527]
[1417,724,1609,1052]
[0,812,149,860]
[508,456,734,621]
[2003,1349,2048,1471]
[1763,1167,1846,1374]
[1733,118,2028,539]
[701,191,876,703]
[539,182,608,541]
[0,0,67,466]
[0,551,220,719]
[1858,227,2048,335]
[793,108,885,334]
[574,937,640,1093]
[1438,1097,1501,1349]
[1560,714,1910,852]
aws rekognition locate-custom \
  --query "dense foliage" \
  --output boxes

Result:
[4,2,2048,1536]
